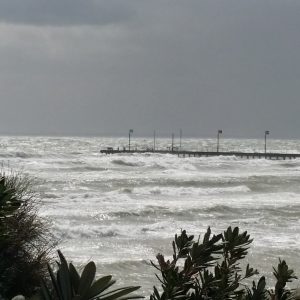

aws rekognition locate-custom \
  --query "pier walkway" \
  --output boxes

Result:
[100,149,300,160]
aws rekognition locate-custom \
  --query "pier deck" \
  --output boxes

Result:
[100,149,300,160]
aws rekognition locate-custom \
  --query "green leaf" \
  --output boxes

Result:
[40,278,52,300]
[99,286,141,300]
[273,259,297,299]
[87,275,113,298]
[78,261,96,297]
[47,263,63,300]
[57,251,73,300]
[118,296,144,300]
[251,276,267,300]
[69,263,81,293]
[245,264,259,279]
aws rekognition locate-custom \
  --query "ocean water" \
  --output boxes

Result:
[1,136,300,294]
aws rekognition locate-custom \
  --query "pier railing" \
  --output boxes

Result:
[100,148,300,160]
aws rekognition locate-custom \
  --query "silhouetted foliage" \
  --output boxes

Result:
[38,250,143,300]
[151,227,298,300]
[0,172,54,299]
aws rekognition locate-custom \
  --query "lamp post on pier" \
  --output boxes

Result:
[153,130,156,152]
[179,129,182,151]
[264,130,269,154]
[217,129,222,152]
[128,129,133,151]
[171,133,175,152]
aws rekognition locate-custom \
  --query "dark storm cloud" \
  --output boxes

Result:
[0,0,134,26]
[0,0,300,138]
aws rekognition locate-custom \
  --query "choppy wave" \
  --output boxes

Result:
[53,224,122,239]
[111,159,144,167]
[3,151,43,159]
[43,193,61,199]
[68,166,108,172]
[131,185,251,196]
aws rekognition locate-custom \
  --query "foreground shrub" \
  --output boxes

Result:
[39,250,143,300]
[0,173,54,299]
[151,227,298,300]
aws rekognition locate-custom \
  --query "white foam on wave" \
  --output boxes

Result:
[52,222,138,240]
[131,185,251,196]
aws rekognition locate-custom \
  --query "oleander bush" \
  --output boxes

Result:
[150,227,298,300]
[0,172,54,299]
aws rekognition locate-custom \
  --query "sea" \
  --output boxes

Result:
[1,136,300,294]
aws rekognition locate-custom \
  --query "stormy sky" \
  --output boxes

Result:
[0,0,299,138]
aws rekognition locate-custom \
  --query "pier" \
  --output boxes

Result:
[100,148,300,160]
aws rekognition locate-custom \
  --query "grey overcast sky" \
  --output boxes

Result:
[0,0,300,138]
